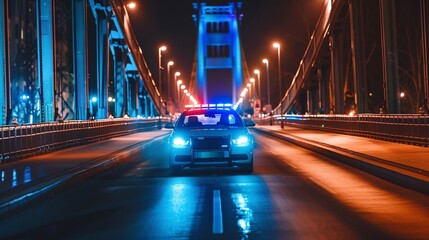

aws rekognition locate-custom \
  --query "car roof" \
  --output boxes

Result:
[183,108,235,115]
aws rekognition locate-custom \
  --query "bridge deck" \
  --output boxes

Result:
[1,125,428,215]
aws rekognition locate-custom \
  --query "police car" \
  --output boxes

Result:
[165,104,255,173]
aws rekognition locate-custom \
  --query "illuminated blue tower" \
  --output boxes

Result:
[193,2,244,104]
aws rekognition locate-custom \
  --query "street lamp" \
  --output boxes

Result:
[273,43,281,104]
[262,59,270,106]
[158,46,167,96]
[250,78,255,102]
[175,72,181,107]
[273,42,283,128]
[126,2,136,9]
[254,69,260,101]
[176,79,182,97]
[247,82,252,102]
[90,97,98,119]
[167,61,174,102]
[180,84,186,111]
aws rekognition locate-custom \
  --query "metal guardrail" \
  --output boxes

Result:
[0,118,164,163]
[256,114,429,147]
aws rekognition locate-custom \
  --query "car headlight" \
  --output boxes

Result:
[232,135,251,147]
[172,137,189,148]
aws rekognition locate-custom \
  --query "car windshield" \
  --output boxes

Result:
[178,110,243,128]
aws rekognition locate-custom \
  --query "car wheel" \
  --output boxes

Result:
[170,166,182,175]
[242,164,253,174]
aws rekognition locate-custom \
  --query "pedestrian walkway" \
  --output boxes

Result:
[0,130,170,215]
[254,125,429,194]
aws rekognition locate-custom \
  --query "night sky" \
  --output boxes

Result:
[127,0,324,103]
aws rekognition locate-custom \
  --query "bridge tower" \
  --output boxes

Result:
[193,2,244,104]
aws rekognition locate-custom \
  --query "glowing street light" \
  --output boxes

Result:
[262,58,270,106]
[176,79,182,101]
[126,2,136,9]
[273,43,281,104]
[247,82,252,101]
[273,42,283,128]
[158,45,167,96]
[90,97,98,118]
[174,72,181,110]
[166,61,174,107]
[250,77,255,96]
[254,69,260,101]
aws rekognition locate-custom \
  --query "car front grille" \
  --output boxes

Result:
[191,136,230,150]
[191,136,230,162]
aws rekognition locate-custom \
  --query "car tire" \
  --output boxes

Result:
[170,167,180,175]
[244,165,253,174]
[243,155,254,174]
[242,163,253,174]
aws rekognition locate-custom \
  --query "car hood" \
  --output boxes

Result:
[171,127,251,138]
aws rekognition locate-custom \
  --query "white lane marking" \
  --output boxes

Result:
[213,190,223,234]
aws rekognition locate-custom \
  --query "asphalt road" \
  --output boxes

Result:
[1,132,429,239]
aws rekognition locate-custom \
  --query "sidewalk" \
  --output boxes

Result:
[254,125,429,194]
[0,129,171,215]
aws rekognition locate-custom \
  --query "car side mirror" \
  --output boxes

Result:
[165,122,175,129]
[244,119,255,127]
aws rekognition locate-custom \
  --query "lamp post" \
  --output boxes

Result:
[180,84,186,111]
[158,46,166,96]
[254,69,260,101]
[254,69,261,118]
[167,61,174,102]
[176,79,183,106]
[249,78,255,102]
[262,59,270,106]
[175,72,181,112]
[273,42,283,128]
[263,58,272,125]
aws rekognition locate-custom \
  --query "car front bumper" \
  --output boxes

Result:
[169,146,253,169]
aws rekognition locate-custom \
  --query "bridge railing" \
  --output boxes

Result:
[0,118,164,163]
[256,114,429,147]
